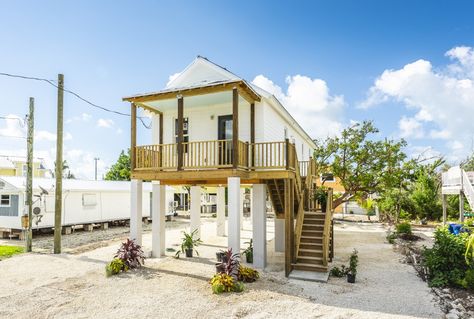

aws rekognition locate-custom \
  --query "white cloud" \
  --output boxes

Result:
[64,149,108,180]
[35,130,72,142]
[97,118,114,128]
[0,114,25,138]
[66,113,92,124]
[398,116,424,139]
[252,74,345,139]
[361,46,474,159]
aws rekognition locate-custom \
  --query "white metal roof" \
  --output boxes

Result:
[0,176,152,192]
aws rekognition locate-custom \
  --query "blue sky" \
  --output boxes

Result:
[1,1,474,178]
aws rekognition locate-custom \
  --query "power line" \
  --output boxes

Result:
[0,72,152,129]
[0,134,27,139]
[0,116,26,127]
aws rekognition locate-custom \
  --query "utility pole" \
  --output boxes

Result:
[94,157,100,181]
[26,97,34,252]
[54,74,64,254]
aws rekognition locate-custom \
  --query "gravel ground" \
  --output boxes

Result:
[0,219,442,319]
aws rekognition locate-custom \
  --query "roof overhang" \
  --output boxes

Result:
[123,80,261,106]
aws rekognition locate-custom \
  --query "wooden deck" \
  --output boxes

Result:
[132,139,309,184]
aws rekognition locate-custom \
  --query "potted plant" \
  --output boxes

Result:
[243,239,253,264]
[346,249,358,283]
[175,229,202,258]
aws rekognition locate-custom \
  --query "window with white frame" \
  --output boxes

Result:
[0,194,11,207]
[320,173,335,183]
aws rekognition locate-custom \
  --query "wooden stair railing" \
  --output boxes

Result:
[322,188,333,267]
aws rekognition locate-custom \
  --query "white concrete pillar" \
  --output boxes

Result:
[274,218,285,253]
[130,179,143,245]
[216,186,226,236]
[240,188,245,230]
[152,183,166,257]
[228,177,241,254]
[190,186,201,238]
[252,184,267,268]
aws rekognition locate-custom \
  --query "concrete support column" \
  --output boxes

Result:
[216,186,226,236]
[228,177,241,254]
[442,194,447,225]
[190,186,201,238]
[252,184,267,268]
[130,179,143,245]
[274,218,285,253]
[152,183,166,257]
[240,188,245,230]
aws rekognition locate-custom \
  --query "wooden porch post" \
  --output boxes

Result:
[285,138,290,171]
[159,113,163,168]
[232,88,239,169]
[250,102,255,169]
[131,103,137,171]
[177,95,184,170]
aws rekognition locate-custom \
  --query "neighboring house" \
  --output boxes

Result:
[441,166,474,222]
[0,176,163,239]
[123,56,334,276]
[0,156,47,178]
[316,173,366,214]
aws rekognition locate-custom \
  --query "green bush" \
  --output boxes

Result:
[105,258,128,277]
[423,227,469,287]
[460,268,474,291]
[396,222,412,235]
[330,265,347,277]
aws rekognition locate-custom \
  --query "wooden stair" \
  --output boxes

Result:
[292,211,330,272]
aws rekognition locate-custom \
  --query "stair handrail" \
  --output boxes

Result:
[462,169,474,210]
[322,188,333,267]
[293,150,306,257]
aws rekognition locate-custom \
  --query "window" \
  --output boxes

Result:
[320,173,335,183]
[82,193,98,206]
[0,194,11,207]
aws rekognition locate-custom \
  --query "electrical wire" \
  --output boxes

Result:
[0,116,26,127]
[0,72,152,129]
[0,134,26,139]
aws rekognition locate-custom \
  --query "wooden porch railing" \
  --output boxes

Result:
[322,188,334,266]
[135,139,303,172]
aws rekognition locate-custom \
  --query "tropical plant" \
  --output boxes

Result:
[114,238,146,269]
[330,265,347,277]
[175,229,202,258]
[105,258,128,277]
[243,240,253,263]
[210,273,235,294]
[423,227,469,287]
[314,186,328,211]
[215,248,240,279]
[313,121,407,209]
[396,222,412,235]
[466,234,474,265]
[105,150,131,181]
[347,249,358,276]
[238,265,259,282]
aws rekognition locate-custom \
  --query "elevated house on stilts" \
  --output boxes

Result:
[123,56,334,276]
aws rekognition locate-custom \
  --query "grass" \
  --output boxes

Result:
[0,245,24,260]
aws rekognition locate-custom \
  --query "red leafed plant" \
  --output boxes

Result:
[222,248,240,279]
[115,238,146,269]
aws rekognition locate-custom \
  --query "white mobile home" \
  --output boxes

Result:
[0,177,175,234]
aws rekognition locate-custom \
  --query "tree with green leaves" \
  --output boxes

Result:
[313,121,407,209]
[105,150,131,181]
[52,160,75,179]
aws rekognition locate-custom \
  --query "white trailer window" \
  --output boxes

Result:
[0,194,11,207]
[82,193,97,206]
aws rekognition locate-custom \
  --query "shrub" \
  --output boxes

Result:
[330,265,347,277]
[396,222,412,235]
[210,273,244,294]
[105,258,128,277]
[386,232,397,244]
[460,268,474,291]
[218,248,240,279]
[115,238,146,269]
[423,227,469,287]
[238,265,259,282]
[348,249,358,276]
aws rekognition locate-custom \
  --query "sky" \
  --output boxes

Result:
[1,0,474,179]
